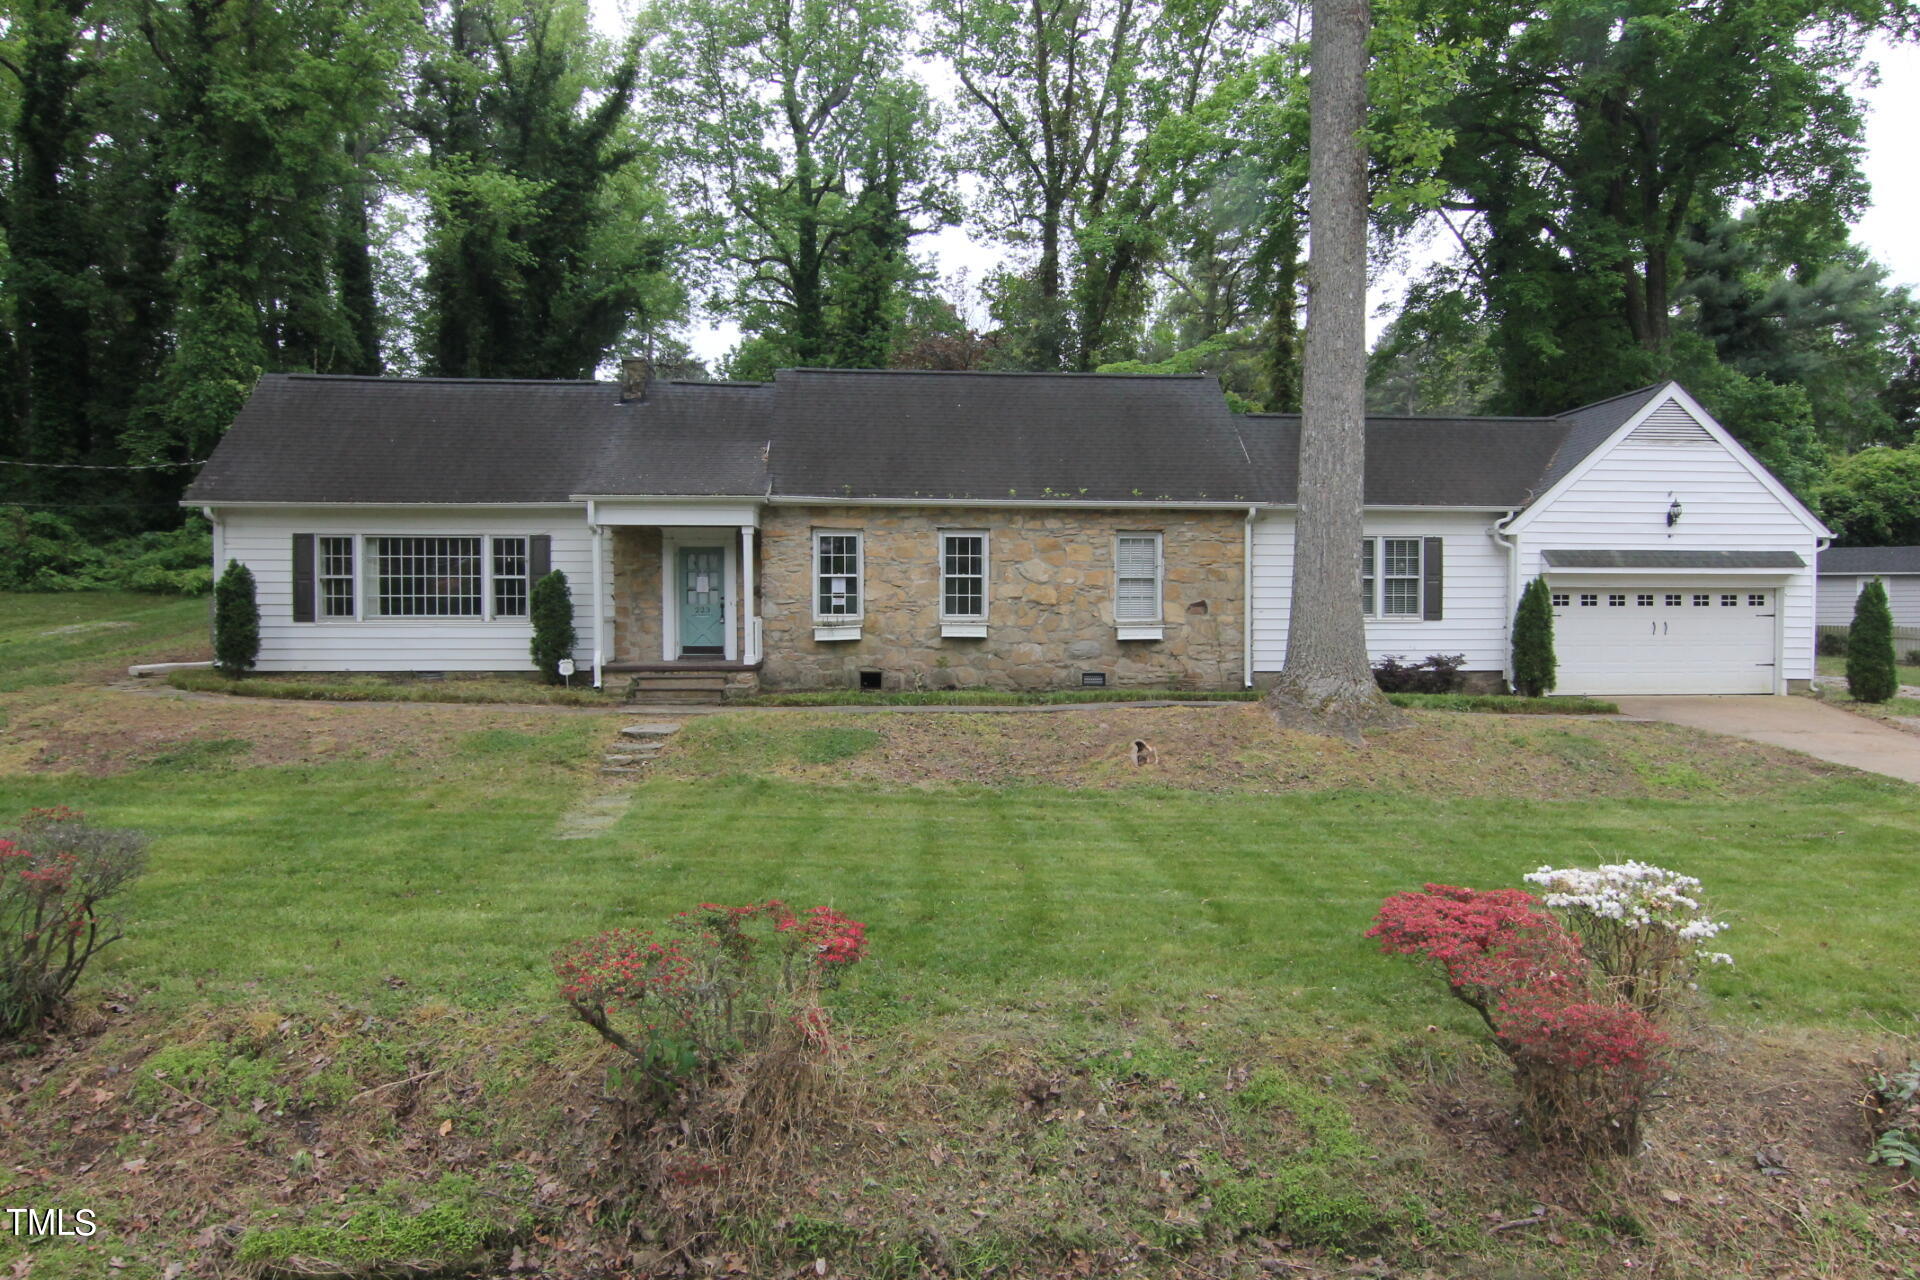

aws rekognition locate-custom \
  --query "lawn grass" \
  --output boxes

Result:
[0,591,208,692]
[0,755,1908,1034]
[166,667,622,707]
[0,590,1893,1034]
[3,592,1917,1278]
[1818,653,1920,688]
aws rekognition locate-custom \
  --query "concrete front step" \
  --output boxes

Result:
[627,690,724,705]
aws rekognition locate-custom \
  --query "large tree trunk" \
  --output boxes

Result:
[1263,0,1402,739]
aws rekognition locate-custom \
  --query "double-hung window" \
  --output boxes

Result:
[940,532,987,621]
[318,536,356,619]
[373,536,484,617]
[491,537,529,618]
[814,531,862,620]
[1115,533,1163,623]
[1358,537,1428,617]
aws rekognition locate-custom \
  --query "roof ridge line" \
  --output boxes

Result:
[1551,382,1669,419]
[774,367,1213,380]
[280,373,605,387]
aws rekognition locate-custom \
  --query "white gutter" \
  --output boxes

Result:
[1243,505,1257,687]
[201,507,223,570]
[587,499,605,688]
[1491,510,1520,685]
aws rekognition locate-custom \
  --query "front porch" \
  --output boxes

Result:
[586,500,764,697]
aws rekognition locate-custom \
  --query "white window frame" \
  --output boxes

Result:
[1361,539,1376,616]
[1114,532,1164,639]
[813,529,863,640]
[317,535,358,621]
[1358,536,1424,619]
[491,535,530,619]
[354,534,529,622]
[939,530,989,636]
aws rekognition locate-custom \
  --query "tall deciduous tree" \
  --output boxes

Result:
[2,0,97,485]
[411,0,681,378]
[930,0,1256,370]
[134,0,412,465]
[1265,0,1398,733]
[646,0,948,371]
[1420,0,1884,415]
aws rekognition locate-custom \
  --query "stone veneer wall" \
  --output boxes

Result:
[755,506,1246,690]
[610,527,665,663]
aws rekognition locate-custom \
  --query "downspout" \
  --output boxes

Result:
[203,507,223,651]
[1491,510,1519,687]
[587,500,605,689]
[1243,505,1257,687]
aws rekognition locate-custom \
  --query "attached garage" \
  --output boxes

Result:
[1543,551,1803,696]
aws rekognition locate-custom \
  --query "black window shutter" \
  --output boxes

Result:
[1422,537,1444,621]
[291,534,316,622]
[529,534,552,581]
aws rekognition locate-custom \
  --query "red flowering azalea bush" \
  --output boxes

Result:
[0,807,148,1038]
[1368,883,1669,1155]
[554,900,867,1106]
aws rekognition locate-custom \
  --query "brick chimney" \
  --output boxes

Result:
[619,356,652,403]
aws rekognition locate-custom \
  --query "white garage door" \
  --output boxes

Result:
[1551,586,1777,695]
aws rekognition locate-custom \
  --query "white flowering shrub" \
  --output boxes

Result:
[1523,861,1731,1015]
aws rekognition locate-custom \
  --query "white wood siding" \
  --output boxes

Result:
[212,506,599,672]
[1515,405,1819,684]
[1252,511,1511,672]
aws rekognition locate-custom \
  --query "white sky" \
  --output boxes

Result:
[592,1,1918,366]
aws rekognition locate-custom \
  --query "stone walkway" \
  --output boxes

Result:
[1614,695,1920,785]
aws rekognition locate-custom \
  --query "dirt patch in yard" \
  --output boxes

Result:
[0,683,606,776]
[3,1000,1910,1280]
[658,703,1857,799]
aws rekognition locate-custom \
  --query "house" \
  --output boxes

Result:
[1816,547,1920,632]
[183,366,1829,697]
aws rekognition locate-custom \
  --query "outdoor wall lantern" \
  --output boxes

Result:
[1666,497,1683,527]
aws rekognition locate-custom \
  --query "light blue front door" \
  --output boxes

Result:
[677,546,727,654]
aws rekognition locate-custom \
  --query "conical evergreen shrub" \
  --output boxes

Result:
[1512,576,1557,698]
[530,570,577,684]
[213,559,260,676]
[1846,579,1898,703]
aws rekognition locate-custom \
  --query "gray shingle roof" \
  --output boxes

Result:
[768,369,1259,502]
[183,369,1690,510]
[1542,550,1806,570]
[1238,413,1569,506]
[1818,546,1920,575]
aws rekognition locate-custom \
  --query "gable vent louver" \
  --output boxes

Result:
[1626,402,1714,445]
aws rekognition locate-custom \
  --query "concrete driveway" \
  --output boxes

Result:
[1613,695,1920,785]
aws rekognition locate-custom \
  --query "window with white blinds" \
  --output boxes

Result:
[814,531,862,619]
[1359,536,1425,617]
[1115,534,1162,622]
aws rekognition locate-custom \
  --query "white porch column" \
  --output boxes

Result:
[589,501,606,687]
[740,524,758,663]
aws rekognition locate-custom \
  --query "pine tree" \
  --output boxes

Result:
[1511,576,1556,698]
[530,570,577,684]
[213,560,260,677]
[1845,579,1897,704]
